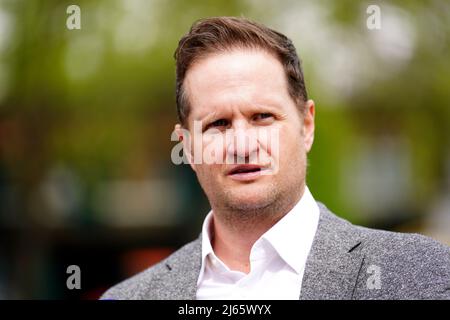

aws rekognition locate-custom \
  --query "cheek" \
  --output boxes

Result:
[189,132,227,165]
[278,127,305,163]
[195,163,222,182]
[202,134,227,164]
[257,127,280,157]
[285,121,304,148]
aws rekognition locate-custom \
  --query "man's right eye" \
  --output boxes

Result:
[207,119,228,129]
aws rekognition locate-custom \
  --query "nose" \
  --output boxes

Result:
[226,121,259,161]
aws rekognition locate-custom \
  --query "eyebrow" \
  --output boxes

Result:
[193,103,283,125]
[194,110,219,127]
[188,110,218,131]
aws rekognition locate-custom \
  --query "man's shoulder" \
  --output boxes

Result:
[355,223,449,265]
[312,202,450,299]
[352,222,450,299]
[318,202,449,266]
[100,238,201,300]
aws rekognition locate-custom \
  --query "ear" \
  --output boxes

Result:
[302,100,315,153]
[175,123,197,172]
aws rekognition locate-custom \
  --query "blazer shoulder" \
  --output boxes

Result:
[355,224,450,262]
[100,238,201,300]
[353,224,450,299]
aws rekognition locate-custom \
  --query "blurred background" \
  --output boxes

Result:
[0,0,449,299]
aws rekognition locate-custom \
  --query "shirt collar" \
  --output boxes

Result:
[259,185,320,274]
[198,185,320,280]
[200,210,215,269]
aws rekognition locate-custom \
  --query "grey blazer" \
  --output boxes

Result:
[101,202,450,300]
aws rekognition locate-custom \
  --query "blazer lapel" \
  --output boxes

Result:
[300,202,365,299]
[140,236,202,300]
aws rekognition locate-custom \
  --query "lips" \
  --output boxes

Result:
[226,164,268,181]
[228,164,263,175]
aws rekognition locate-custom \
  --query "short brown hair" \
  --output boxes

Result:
[174,16,308,126]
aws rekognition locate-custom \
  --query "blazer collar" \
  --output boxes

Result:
[154,235,202,300]
[299,202,365,299]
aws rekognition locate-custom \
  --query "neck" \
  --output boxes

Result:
[210,185,305,273]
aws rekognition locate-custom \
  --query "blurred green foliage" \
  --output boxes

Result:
[0,0,449,229]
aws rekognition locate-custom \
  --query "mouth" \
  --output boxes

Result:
[227,164,268,181]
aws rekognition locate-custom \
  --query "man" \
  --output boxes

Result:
[102,17,450,300]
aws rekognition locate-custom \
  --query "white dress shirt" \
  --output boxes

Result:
[196,186,320,300]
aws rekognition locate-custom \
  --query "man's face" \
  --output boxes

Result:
[177,49,315,212]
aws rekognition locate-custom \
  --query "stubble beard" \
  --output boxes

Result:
[208,171,305,234]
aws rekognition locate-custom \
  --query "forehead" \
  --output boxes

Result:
[184,48,293,119]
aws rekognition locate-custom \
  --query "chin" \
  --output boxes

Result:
[225,187,276,210]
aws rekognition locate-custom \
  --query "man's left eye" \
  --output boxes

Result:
[253,113,273,121]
